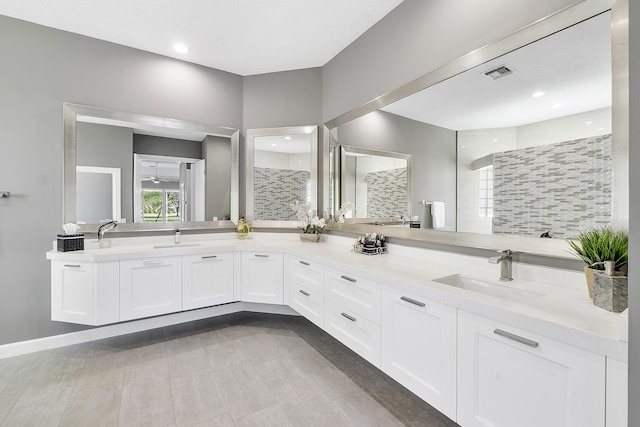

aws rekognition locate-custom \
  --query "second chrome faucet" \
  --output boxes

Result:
[489,249,513,281]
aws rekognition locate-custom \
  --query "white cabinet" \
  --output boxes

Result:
[458,310,605,427]
[120,256,182,321]
[381,286,457,421]
[324,267,381,367]
[241,252,284,304]
[606,357,628,427]
[183,251,235,309]
[289,256,325,328]
[51,260,119,325]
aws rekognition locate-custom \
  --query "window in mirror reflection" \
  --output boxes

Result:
[253,134,312,221]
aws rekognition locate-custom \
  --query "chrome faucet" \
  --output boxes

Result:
[98,220,118,248]
[489,249,513,281]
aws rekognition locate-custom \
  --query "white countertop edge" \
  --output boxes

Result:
[46,236,628,361]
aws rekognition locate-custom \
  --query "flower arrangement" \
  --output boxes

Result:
[289,202,326,234]
[335,202,356,223]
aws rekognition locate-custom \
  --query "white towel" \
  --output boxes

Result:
[431,202,446,229]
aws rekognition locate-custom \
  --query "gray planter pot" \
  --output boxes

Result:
[593,272,628,313]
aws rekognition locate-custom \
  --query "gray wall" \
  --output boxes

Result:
[203,135,232,220]
[628,0,637,423]
[0,15,242,345]
[77,122,134,222]
[337,110,457,229]
[133,134,203,159]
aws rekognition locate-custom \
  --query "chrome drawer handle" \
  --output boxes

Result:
[201,255,218,259]
[255,254,269,258]
[143,260,164,265]
[299,290,310,297]
[494,329,539,348]
[63,264,81,268]
[401,296,426,307]
[299,261,310,266]
[340,275,356,283]
[341,312,357,322]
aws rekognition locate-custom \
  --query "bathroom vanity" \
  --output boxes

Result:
[47,234,627,427]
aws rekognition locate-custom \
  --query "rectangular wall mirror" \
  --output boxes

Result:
[64,103,240,229]
[324,0,627,256]
[246,126,318,226]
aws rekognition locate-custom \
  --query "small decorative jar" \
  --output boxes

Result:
[236,217,251,240]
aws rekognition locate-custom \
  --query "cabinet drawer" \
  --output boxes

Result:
[290,255,325,295]
[289,284,324,328]
[325,299,381,367]
[325,267,381,323]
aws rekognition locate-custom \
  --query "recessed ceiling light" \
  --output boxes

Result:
[493,139,500,142]
[551,103,563,108]
[284,136,292,140]
[173,43,189,54]
[597,127,605,131]
[585,121,593,125]
[271,143,277,147]
[531,91,545,98]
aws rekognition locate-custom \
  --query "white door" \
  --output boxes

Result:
[381,287,457,421]
[183,251,234,309]
[241,252,284,304]
[457,310,605,427]
[120,257,182,320]
[193,159,205,221]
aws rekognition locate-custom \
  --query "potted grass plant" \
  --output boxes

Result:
[567,226,628,299]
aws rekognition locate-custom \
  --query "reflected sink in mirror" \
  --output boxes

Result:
[433,274,544,301]
[152,243,201,249]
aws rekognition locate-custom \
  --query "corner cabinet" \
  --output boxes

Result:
[241,252,284,304]
[457,310,605,427]
[381,286,457,420]
[183,251,235,309]
[120,256,182,321]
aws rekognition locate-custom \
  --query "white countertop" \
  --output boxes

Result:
[47,234,628,361]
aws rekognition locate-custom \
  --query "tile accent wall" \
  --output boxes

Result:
[366,168,408,217]
[493,134,612,238]
[254,167,310,220]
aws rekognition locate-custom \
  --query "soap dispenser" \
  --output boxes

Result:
[236,217,251,240]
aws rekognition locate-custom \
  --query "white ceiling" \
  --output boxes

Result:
[0,0,404,76]
[382,11,612,130]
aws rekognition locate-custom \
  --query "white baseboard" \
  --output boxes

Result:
[0,302,300,359]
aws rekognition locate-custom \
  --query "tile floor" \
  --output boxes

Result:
[0,312,458,427]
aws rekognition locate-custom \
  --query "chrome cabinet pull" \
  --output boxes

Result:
[299,261,310,266]
[201,255,218,259]
[341,312,357,322]
[494,329,539,348]
[401,296,426,307]
[299,290,310,297]
[143,260,164,265]
[255,254,269,258]
[63,264,81,268]
[340,275,356,283]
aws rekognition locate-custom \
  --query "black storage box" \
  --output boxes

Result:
[57,234,84,252]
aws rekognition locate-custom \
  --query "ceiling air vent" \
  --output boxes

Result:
[483,65,513,80]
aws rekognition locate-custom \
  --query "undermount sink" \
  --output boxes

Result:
[433,274,544,301]
[153,243,200,249]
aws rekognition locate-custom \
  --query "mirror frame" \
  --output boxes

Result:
[322,0,627,258]
[339,145,412,220]
[63,102,240,230]
[246,125,319,227]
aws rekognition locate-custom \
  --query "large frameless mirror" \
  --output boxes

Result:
[246,126,318,227]
[63,103,240,230]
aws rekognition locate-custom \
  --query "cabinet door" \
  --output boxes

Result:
[241,252,284,304]
[51,260,119,325]
[381,287,457,421]
[458,311,605,427]
[120,257,182,321]
[183,252,234,309]
[606,357,628,427]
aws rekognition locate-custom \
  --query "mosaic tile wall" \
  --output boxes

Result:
[254,167,310,220]
[366,168,408,217]
[492,134,612,238]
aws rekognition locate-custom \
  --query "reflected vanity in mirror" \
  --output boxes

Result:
[246,126,318,226]
[324,0,627,257]
[64,103,240,230]
[340,145,411,222]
